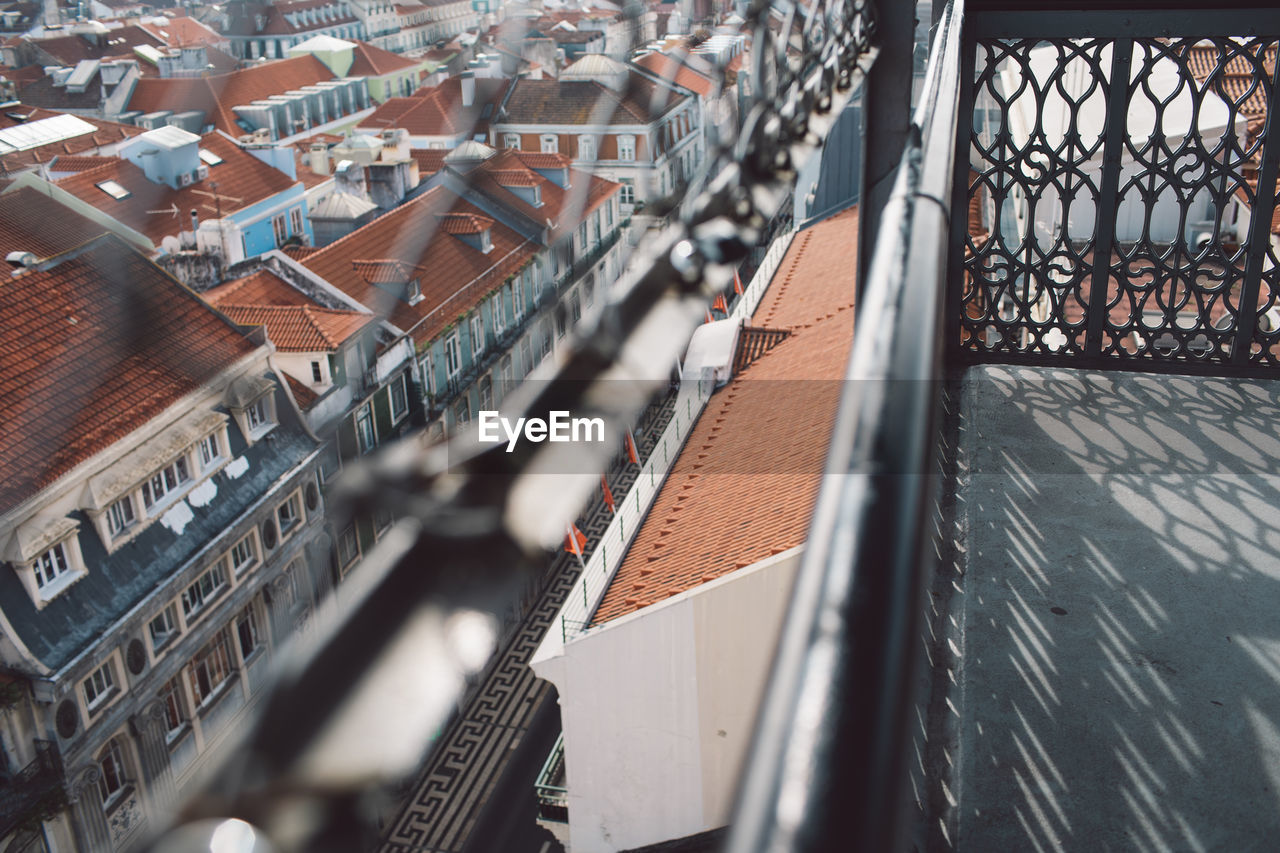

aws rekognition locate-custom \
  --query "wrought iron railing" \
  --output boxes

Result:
[0,739,66,839]
[533,734,568,824]
[951,1,1280,375]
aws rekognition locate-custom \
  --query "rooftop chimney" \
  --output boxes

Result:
[310,142,330,175]
[460,71,475,108]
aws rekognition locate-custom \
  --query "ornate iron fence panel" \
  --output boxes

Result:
[954,23,1280,372]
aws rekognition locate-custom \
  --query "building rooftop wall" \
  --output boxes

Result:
[591,205,858,626]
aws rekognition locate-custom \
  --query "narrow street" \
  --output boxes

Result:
[378,390,681,852]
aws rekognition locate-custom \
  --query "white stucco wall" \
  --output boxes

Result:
[534,546,801,853]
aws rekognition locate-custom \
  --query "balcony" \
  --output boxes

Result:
[727,2,1280,852]
[534,734,568,826]
[0,740,66,839]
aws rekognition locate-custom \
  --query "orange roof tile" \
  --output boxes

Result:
[410,148,448,176]
[299,184,539,346]
[349,40,422,76]
[591,206,859,625]
[498,75,688,126]
[138,15,226,49]
[0,237,257,512]
[358,77,509,138]
[436,211,493,234]
[284,371,319,408]
[204,268,310,307]
[462,149,619,241]
[0,186,115,257]
[49,155,117,173]
[55,132,299,244]
[633,51,716,98]
[217,303,371,351]
[127,55,336,136]
[0,111,143,175]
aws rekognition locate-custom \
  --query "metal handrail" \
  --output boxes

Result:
[727,1,962,850]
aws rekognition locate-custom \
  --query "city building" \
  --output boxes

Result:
[354,73,509,149]
[30,126,312,260]
[287,35,428,101]
[490,54,703,210]
[0,235,327,851]
[222,0,366,61]
[0,109,142,178]
[530,205,858,852]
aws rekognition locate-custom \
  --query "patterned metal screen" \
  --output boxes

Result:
[956,30,1280,370]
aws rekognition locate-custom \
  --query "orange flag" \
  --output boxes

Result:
[625,428,640,465]
[565,523,587,560]
[713,292,728,313]
[601,475,616,514]
[733,268,744,295]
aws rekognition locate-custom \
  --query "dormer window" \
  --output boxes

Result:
[34,542,72,590]
[105,496,135,538]
[142,457,191,513]
[226,376,278,443]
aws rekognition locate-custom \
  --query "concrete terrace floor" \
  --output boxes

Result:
[945,365,1280,853]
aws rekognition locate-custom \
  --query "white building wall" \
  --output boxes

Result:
[535,547,801,853]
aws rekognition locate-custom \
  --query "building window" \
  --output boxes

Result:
[142,457,191,512]
[149,604,180,652]
[33,542,72,591]
[493,293,505,335]
[272,213,287,246]
[356,404,376,454]
[389,372,410,424]
[444,332,462,378]
[520,337,534,373]
[198,433,222,469]
[605,199,614,227]
[230,534,258,576]
[540,134,558,153]
[619,179,634,205]
[570,290,582,324]
[82,660,116,713]
[106,496,135,538]
[503,133,520,149]
[245,397,272,433]
[187,627,235,706]
[592,210,601,242]
[338,523,360,568]
[578,134,595,160]
[420,353,436,397]
[453,396,471,428]
[319,443,341,482]
[470,313,485,356]
[578,221,588,249]
[516,270,529,318]
[478,374,492,410]
[235,605,262,662]
[289,206,304,236]
[158,676,187,742]
[540,318,554,356]
[584,275,595,307]
[97,740,129,807]
[311,361,323,383]
[181,561,228,621]
[499,355,513,395]
[618,134,635,161]
[277,493,301,535]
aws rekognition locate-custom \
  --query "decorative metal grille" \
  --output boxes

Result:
[957,33,1280,370]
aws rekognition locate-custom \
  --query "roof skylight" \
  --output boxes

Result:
[95,180,131,200]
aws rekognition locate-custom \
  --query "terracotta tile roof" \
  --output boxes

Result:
[55,132,298,243]
[284,371,319,408]
[128,54,336,136]
[217,302,371,351]
[358,76,509,138]
[0,236,257,512]
[460,148,620,241]
[0,185,115,257]
[299,184,539,345]
[498,76,688,126]
[138,15,226,49]
[492,168,540,187]
[203,268,313,306]
[48,154,116,173]
[633,51,716,98]
[283,243,320,260]
[31,25,164,64]
[435,211,493,234]
[410,148,448,176]
[349,40,421,76]
[591,206,859,625]
[0,112,143,175]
